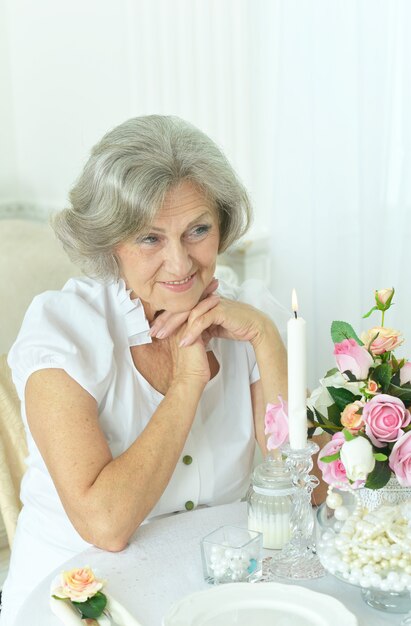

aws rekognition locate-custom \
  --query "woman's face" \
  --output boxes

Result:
[115,181,220,321]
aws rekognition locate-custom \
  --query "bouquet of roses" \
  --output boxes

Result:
[265,288,411,490]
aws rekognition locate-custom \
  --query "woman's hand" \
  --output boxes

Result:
[149,277,219,339]
[168,323,211,388]
[178,297,270,348]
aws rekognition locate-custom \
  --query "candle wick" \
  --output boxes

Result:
[294,310,298,319]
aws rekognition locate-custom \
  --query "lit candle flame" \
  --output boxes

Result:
[291,289,298,317]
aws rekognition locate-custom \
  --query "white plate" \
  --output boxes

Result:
[162,583,358,626]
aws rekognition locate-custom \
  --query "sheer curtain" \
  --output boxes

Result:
[2,0,410,386]
[254,0,411,386]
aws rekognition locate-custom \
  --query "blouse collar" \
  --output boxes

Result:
[115,279,152,347]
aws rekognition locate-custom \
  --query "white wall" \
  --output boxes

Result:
[1,0,258,217]
[1,0,411,386]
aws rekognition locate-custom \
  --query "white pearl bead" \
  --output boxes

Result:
[334,506,349,521]
[326,493,343,509]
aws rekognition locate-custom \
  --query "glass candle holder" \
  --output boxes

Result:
[247,455,295,550]
[201,525,262,584]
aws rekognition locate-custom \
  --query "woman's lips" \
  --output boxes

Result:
[159,272,197,293]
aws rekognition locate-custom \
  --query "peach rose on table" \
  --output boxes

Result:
[389,431,411,487]
[361,326,403,356]
[53,567,105,603]
[362,394,411,448]
[341,401,364,432]
[333,339,373,380]
[318,432,348,485]
[264,396,289,449]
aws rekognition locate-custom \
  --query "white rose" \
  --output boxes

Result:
[340,437,375,481]
[307,370,362,420]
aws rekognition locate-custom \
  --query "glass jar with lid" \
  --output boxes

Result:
[247,455,295,550]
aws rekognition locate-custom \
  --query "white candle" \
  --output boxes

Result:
[287,289,307,449]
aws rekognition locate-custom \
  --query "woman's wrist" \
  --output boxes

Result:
[250,315,277,351]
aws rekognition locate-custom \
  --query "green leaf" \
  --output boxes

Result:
[371,363,393,393]
[327,402,343,427]
[324,367,339,378]
[73,592,107,620]
[343,370,358,382]
[362,305,378,319]
[331,321,364,346]
[319,452,340,463]
[343,429,355,441]
[374,453,388,461]
[313,408,342,434]
[327,386,361,412]
[364,461,391,490]
[387,383,411,405]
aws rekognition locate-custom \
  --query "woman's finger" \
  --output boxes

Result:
[151,293,220,339]
[179,305,224,347]
[201,277,219,298]
[150,311,189,338]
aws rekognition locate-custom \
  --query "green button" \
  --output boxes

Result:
[185,500,195,511]
[183,455,193,465]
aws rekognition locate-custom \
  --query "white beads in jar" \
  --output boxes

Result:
[318,484,411,593]
[201,525,263,584]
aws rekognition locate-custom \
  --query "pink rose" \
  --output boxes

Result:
[362,394,411,448]
[318,432,348,486]
[53,567,105,603]
[400,362,411,386]
[361,326,403,355]
[389,432,411,486]
[334,339,373,380]
[264,396,289,450]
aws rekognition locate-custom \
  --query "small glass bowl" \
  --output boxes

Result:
[201,525,263,584]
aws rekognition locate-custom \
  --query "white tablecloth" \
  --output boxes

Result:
[14,502,399,625]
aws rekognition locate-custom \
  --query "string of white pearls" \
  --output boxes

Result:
[208,544,259,582]
[319,483,411,593]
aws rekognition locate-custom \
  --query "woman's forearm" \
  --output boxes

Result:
[26,368,205,552]
[252,318,288,409]
[78,378,205,549]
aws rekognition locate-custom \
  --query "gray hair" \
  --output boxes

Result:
[52,115,252,280]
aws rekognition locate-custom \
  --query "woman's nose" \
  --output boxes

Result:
[164,242,192,277]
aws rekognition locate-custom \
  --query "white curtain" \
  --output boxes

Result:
[257,0,411,386]
[2,0,411,387]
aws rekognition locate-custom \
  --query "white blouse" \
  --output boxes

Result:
[1,277,288,626]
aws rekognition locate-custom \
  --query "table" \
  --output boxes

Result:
[15,502,399,625]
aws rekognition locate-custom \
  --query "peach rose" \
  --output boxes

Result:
[375,288,394,306]
[53,567,105,603]
[361,326,403,355]
[367,380,379,394]
[341,401,364,432]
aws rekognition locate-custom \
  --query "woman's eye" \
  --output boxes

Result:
[190,224,211,237]
[138,235,159,245]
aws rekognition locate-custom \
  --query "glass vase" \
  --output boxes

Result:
[317,475,411,614]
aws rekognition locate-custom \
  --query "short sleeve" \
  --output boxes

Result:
[218,278,289,385]
[8,287,114,404]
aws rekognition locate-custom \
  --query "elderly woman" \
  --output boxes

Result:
[2,115,291,624]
